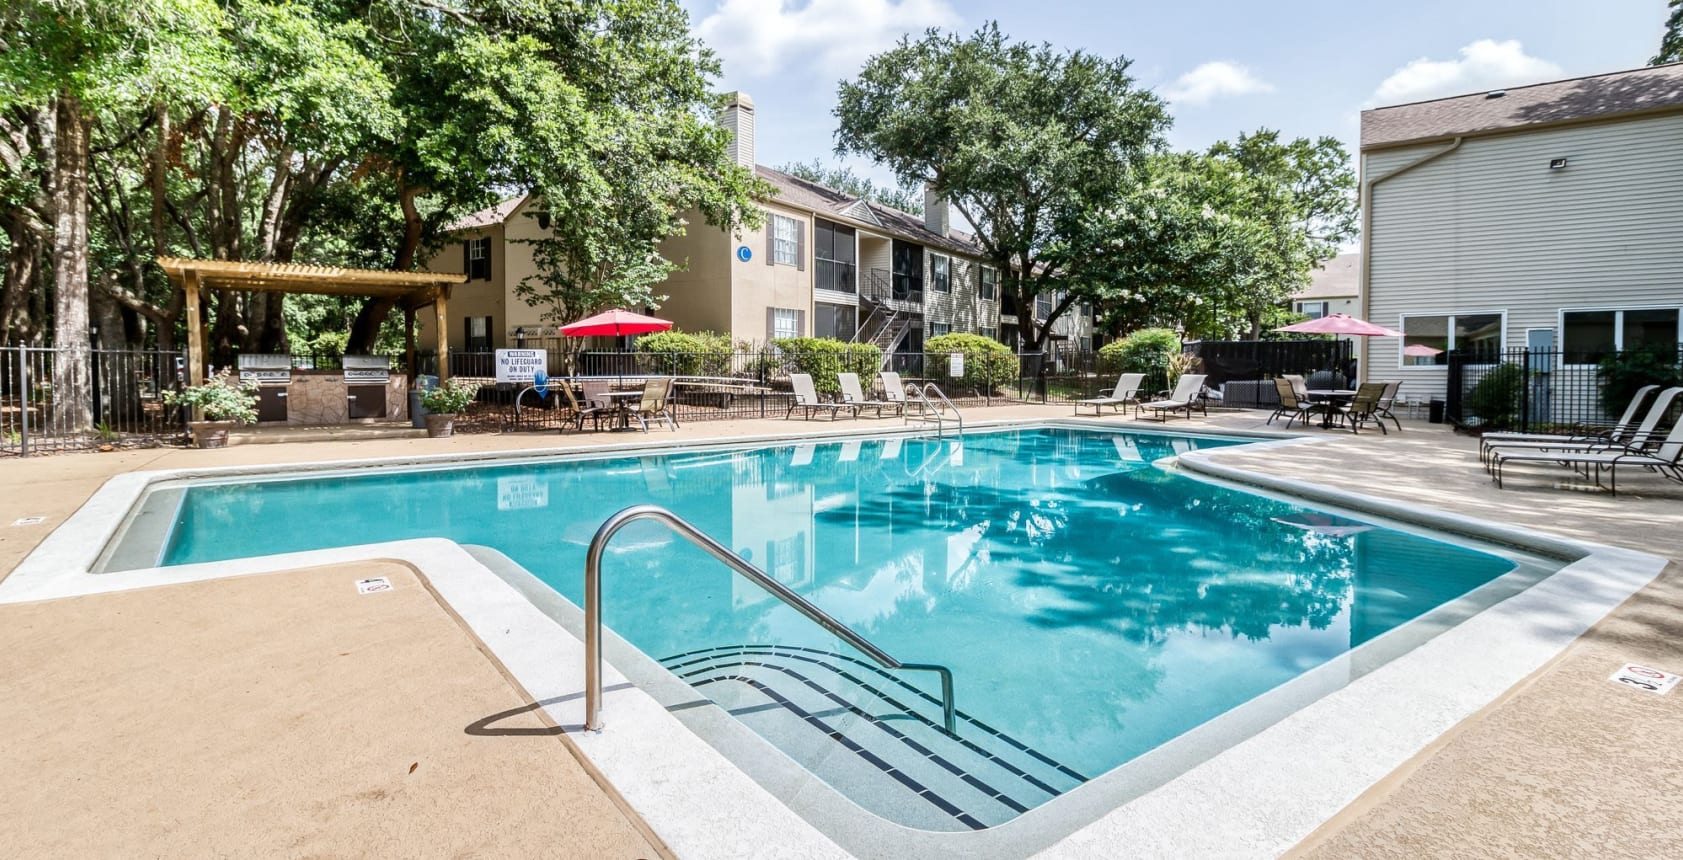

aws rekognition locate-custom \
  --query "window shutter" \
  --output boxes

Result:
[795,221,805,272]
[484,241,492,283]
[463,242,470,278]
[795,309,806,337]
[765,218,775,266]
[766,307,776,344]
[486,315,494,349]
[463,316,472,351]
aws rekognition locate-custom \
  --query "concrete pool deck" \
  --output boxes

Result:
[2,405,1680,857]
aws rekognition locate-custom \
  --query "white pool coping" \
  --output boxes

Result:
[1,420,1666,859]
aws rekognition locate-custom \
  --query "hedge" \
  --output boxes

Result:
[924,332,1018,394]
[633,330,737,377]
[1099,327,1181,393]
[772,337,882,394]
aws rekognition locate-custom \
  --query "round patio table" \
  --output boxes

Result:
[599,390,643,431]
[1306,389,1357,429]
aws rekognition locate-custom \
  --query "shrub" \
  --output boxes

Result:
[1465,362,1525,429]
[924,333,1018,394]
[1099,327,1182,392]
[772,337,882,394]
[419,378,482,414]
[634,330,737,377]
[1597,345,1683,419]
[163,367,260,423]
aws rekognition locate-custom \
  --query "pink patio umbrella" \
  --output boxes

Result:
[1402,343,1444,357]
[558,308,674,337]
[1273,313,1403,337]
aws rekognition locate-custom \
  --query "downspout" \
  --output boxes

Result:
[1358,135,1463,382]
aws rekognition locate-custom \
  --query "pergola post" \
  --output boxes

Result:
[183,268,205,386]
[404,304,416,385]
[433,288,451,381]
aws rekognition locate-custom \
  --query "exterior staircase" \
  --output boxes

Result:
[854,268,916,365]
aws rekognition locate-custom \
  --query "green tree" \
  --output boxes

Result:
[776,160,923,214]
[836,23,1170,358]
[1655,0,1683,64]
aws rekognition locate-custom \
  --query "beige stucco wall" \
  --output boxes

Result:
[417,223,507,352]
[729,203,814,342]
[654,212,736,335]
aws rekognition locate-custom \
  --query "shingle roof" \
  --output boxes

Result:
[754,166,985,257]
[443,196,527,232]
[1361,62,1683,150]
[1294,252,1360,300]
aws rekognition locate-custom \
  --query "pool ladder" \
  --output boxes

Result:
[905,382,964,438]
[583,504,958,733]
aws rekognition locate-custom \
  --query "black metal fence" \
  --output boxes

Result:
[1445,344,1683,432]
[1186,340,1354,388]
[1,346,190,456]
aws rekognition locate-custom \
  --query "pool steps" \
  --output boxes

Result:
[661,644,1086,830]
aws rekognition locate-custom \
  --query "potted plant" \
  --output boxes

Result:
[163,368,259,448]
[418,378,481,438]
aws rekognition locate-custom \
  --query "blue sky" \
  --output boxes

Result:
[678,0,1671,187]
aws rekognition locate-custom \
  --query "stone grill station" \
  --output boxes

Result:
[158,258,465,428]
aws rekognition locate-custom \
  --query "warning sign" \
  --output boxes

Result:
[497,475,550,511]
[495,349,547,384]
[356,577,394,595]
[1608,663,1680,695]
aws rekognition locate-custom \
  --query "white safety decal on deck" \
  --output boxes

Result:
[11,517,45,526]
[356,577,394,595]
[1608,663,1680,695]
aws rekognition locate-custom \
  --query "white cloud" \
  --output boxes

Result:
[695,0,959,79]
[1163,61,1275,106]
[1371,39,1563,105]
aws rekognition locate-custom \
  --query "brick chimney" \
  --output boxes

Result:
[720,92,755,169]
[923,183,949,236]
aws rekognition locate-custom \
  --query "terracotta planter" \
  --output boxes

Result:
[188,420,239,449]
[424,413,457,438]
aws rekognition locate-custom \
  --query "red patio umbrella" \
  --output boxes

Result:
[558,308,674,337]
[1273,313,1403,337]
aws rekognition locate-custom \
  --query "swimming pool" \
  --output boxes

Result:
[108,426,1550,836]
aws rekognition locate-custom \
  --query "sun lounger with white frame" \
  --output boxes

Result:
[1074,373,1145,416]
[785,373,858,421]
[1138,374,1208,422]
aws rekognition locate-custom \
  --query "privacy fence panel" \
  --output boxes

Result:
[1445,344,1683,432]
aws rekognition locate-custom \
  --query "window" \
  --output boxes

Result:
[980,325,998,341]
[1295,301,1329,320]
[1035,293,1053,320]
[1001,324,1019,350]
[772,307,800,340]
[979,266,998,301]
[771,214,801,266]
[891,241,923,300]
[465,315,493,351]
[930,254,950,292]
[928,322,951,337]
[814,303,856,340]
[1562,307,1681,363]
[465,237,491,280]
[1400,312,1504,366]
[813,219,855,293]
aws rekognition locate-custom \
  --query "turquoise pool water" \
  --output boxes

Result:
[155,427,1523,827]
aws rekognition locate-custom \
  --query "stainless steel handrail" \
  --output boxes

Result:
[584,504,957,733]
[904,382,964,438]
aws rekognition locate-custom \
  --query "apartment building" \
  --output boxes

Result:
[419,92,1091,359]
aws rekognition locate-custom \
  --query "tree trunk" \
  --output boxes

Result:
[51,92,94,433]
[2,216,42,345]
[346,180,425,353]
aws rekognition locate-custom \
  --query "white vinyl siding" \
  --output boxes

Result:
[1364,111,1683,401]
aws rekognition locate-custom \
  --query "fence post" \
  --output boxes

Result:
[17,347,30,457]
[1445,350,1463,425]
[1517,347,1531,434]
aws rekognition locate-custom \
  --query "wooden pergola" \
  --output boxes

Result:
[156,258,467,386]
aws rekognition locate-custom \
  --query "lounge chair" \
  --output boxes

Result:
[1267,377,1328,428]
[1491,410,1683,496]
[629,377,678,432]
[879,371,911,409]
[1138,374,1208,422]
[785,373,858,420]
[1479,384,1659,463]
[558,380,608,432]
[1074,373,1145,416]
[1326,383,1390,434]
[838,372,901,417]
[1482,386,1682,468]
[1373,380,1404,432]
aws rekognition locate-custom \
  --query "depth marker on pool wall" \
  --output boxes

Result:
[356,577,393,595]
[1608,663,1680,695]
